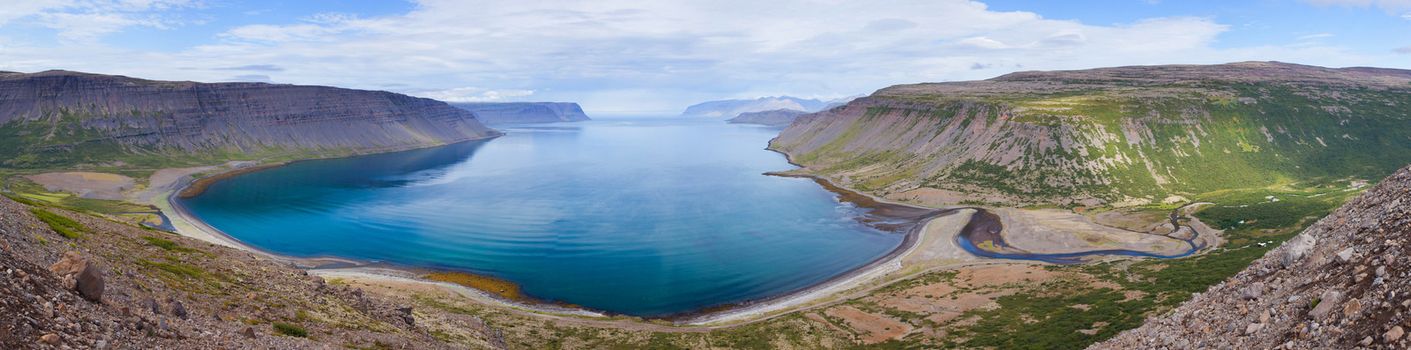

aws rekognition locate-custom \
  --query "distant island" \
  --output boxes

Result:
[679,96,831,118]
[451,102,590,124]
[726,109,808,126]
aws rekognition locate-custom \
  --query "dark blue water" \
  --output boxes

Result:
[179,118,903,317]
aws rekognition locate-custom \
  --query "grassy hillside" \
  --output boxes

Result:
[772,62,1411,207]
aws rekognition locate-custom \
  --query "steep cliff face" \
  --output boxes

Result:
[770,62,1411,207]
[450,102,590,124]
[726,109,807,126]
[1092,164,1411,349]
[0,70,501,168]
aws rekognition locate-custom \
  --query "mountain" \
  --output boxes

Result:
[449,102,590,124]
[0,70,501,169]
[1093,164,1411,349]
[680,96,828,117]
[770,62,1411,207]
[726,109,808,126]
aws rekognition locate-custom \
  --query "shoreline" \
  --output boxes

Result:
[159,141,965,327]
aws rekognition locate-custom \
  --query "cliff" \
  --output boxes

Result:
[770,62,1411,207]
[680,96,827,118]
[1092,163,1411,349]
[449,102,590,124]
[726,109,808,126]
[0,70,501,169]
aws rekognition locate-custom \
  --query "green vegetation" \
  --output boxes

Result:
[949,286,1151,349]
[272,322,309,337]
[777,81,1411,205]
[31,207,86,239]
[142,236,196,253]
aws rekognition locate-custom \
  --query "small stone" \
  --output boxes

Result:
[1245,322,1263,334]
[1241,282,1265,300]
[1387,326,1405,342]
[168,299,187,320]
[1376,265,1387,277]
[1309,290,1342,319]
[1361,335,1375,346]
[39,333,59,345]
[1259,309,1271,324]
[1343,298,1362,318]
[242,326,256,338]
[144,298,160,315]
[1337,247,1355,263]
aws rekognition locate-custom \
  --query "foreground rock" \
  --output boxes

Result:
[1093,164,1411,349]
[47,251,103,302]
[0,197,503,348]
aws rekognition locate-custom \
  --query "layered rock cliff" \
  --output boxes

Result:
[450,102,590,124]
[1092,163,1411,349]
[770,62,1411,207]
[0,70,501,168]
[726,109,807,126]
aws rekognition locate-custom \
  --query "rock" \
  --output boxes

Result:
[1281,234,1317,268]
[1361,335,1375,346]
[1376,265,1387,277]
[1337,247,1355,263]
[397,307,415,326]
[1387,326,1405,343]
[144,298,161,315]
[168,299,188,320]
[242,326,256,338]
[1309,290,1342,319]
[1259,309,1271,324]
[1241,282,1264,300]
[74,263,104,302]
[1343,298,1362,318]
[1246,322,1263,334]
[39,333,59,345]
[48,251,103,302]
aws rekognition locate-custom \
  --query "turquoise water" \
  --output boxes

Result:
[179,117,903,317]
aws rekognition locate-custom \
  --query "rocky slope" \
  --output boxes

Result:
[0,195,506,349]
[1093,163,1411,349]
[0,70,501,169]
[450,102,590,124]
[680,96,829,118]
[726,109,808,126]
[770,62,1411,207]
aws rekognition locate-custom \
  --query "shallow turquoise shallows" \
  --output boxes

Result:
[179,117,903,317]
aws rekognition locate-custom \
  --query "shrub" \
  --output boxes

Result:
[272,322,308,337]
[30,207,84,239]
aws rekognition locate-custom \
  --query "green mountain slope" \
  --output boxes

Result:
[771,62,1411,207]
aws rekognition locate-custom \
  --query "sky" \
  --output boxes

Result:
[0,0,1408,115]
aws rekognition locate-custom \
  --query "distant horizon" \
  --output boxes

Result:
[1,1,1408,113]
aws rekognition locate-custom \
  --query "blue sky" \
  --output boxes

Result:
[0,0,1407,114]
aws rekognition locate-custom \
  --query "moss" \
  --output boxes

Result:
[141,236,196,253]
[31,207,85,239]
[272,322,308,337]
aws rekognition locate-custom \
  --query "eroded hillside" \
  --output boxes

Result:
[771,62,1411,207]
[0,70,501,170]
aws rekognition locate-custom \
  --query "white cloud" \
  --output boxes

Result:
[1305,0,1411,12]
[0,0,199,42]
[413,87,535,103]
[1297,33,1335,40]
[0,0,1405,113]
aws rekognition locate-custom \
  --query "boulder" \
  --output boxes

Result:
[48,251,103,302]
